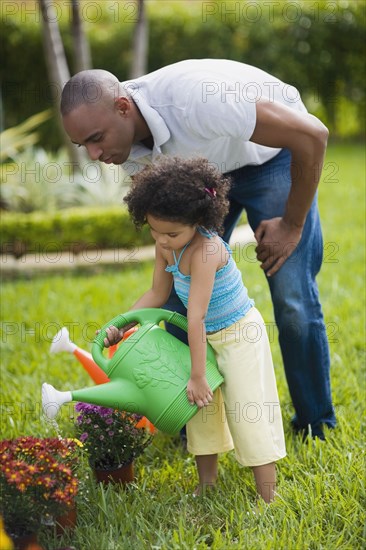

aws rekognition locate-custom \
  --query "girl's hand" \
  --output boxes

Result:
[95,322,137,348]
[187,376,213,408]
[103,325,124,347]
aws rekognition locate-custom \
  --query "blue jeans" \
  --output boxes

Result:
[165,148,336,438]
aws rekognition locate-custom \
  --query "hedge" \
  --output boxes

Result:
[0,206,153,257]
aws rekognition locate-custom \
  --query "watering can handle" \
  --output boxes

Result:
[92,308,188,372]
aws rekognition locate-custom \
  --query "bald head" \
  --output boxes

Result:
[61,69,122,116]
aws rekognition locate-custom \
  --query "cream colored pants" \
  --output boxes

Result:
[186,307,286,467]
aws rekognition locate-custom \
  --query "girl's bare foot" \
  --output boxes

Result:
[193,482,216,497]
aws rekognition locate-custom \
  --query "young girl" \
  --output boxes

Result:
[105,156,286,503]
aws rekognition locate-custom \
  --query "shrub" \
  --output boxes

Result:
[0,206,153,257]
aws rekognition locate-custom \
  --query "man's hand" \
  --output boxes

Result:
[254,217,303,276]
[187,376,214,408]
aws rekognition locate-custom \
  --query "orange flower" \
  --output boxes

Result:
[1,436,80,538]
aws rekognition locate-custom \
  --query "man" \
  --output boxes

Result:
[61,59,336,439]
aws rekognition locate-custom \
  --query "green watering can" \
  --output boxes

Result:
[42,308,224,435]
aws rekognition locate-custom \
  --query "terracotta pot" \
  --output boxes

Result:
[12,532,41,550]
[55,505,77,536]
[93,461,134,485]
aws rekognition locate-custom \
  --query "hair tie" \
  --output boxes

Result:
[204,187,217,198]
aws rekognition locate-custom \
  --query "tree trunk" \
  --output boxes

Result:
[38,0,84,168]
[129,0,148,79]
[71,0,92,73]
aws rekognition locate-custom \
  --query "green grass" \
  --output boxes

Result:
[1,143,365,549]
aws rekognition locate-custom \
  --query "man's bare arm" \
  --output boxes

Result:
[249,99,329,275]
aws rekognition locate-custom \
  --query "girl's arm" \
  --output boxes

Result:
[103,244,172,346]
[131,244,173,309]
[186,245,219,408]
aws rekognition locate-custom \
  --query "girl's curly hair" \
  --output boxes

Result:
[124,156,231,234]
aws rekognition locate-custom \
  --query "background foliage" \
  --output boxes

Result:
[1,0,365,151]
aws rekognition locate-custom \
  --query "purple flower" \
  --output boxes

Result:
[75,402,114,416]
[74,403,153,468]
[75,402,95,413]
[98,407,114,417]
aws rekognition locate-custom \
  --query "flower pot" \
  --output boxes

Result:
[55,505,77,536]
[12,532,40,550]
[93,461,134,485]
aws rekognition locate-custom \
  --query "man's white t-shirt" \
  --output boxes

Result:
[121,59,307,175]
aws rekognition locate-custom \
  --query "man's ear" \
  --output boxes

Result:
[115,97,130,115]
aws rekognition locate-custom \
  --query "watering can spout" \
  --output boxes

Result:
[42,380,144,420]
[71,380,144,415]
[42,383,72,420]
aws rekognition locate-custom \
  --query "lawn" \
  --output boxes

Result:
[1,143,365,549]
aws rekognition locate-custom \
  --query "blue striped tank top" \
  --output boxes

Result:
[165,228,254,332]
